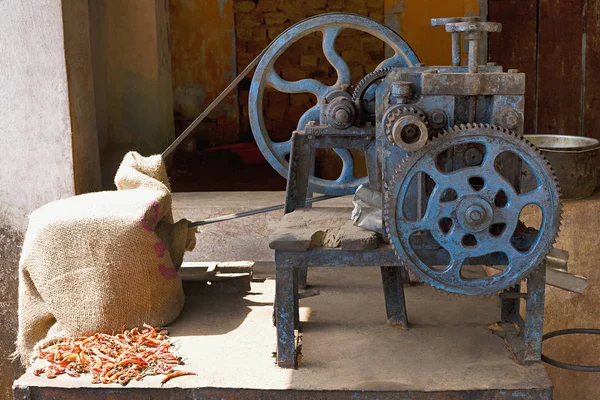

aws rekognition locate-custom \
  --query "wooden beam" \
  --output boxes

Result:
[488,0,538,135]
[537,0,585,135]
[584,0,600,139]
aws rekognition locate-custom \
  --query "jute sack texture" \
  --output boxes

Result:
[16,152,196,365]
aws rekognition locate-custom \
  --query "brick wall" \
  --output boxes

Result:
[234,0,385,146]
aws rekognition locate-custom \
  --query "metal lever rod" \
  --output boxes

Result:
[431,16,480,67]
[188,194,338,227]
[161,50,267,160]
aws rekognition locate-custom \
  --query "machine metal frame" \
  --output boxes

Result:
[274,125,547,368]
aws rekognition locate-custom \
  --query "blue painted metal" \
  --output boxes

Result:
[384,126,561,295]
[249,13,420,195]
[267,14,560,370]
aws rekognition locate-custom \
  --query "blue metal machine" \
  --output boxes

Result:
[248,14,563,369]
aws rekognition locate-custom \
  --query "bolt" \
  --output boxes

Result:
[416,63,426,67]
[403,126,417,139]
[470,210,482,221]
[308,135,314,140]
[487,62,497,66]
[340,84,349,90]
[508,69,519,74]
[335,109,350,124]
[466,205,486,224]
[307,120,317,126]
[464,147,483,166]
[505,114,518,128]
[430,110,447,126]
[500,109,519,129]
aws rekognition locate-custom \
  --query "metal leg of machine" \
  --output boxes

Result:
[380,266,409,327]
[275,250,409,368]
[275,252,298,369]
[499,264,546,364]
[274,128,410,368]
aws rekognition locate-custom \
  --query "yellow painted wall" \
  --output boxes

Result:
[169,0,239,146]
[385,0,481,66]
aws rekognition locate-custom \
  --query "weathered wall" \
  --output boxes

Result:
[89,0,175,189]
[521,190,600,400]
[169,0,239,148]
[0,1,100,398]
[0,227,23,400]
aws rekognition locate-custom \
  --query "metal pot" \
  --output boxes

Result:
[524,134,600,199]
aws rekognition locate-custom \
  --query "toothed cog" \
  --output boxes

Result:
[383,124,562,295]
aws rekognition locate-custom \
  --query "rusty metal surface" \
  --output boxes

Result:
[13,386,553,399]
[421,72,526,96]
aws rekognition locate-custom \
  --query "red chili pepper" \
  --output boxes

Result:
[34,325,191,385]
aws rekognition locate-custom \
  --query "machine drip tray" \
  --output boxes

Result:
[14,267,552,399]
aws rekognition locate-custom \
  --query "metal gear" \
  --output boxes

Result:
[382,106,429,151]
[352,67,393,105]
[383,123,562,295]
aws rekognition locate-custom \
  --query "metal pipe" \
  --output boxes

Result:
[188,194,338,227]
[467,38,478,73]
[451,32,461,66]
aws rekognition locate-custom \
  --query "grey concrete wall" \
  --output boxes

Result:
[88,0,176,189]
[0,1,100,398]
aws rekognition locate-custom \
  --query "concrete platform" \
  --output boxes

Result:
[14,266,552,399]
[172,191,350,262]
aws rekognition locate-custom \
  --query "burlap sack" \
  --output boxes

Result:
[15,152,196,365]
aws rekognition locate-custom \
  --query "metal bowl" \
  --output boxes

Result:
[524,134,600,199]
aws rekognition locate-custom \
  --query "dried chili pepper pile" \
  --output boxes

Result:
[33,324,196,385]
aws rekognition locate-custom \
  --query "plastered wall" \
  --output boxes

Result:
[0,1,100,398]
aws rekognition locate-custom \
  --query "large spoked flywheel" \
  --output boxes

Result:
[249,13,419,195]
[384,124,562,295]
